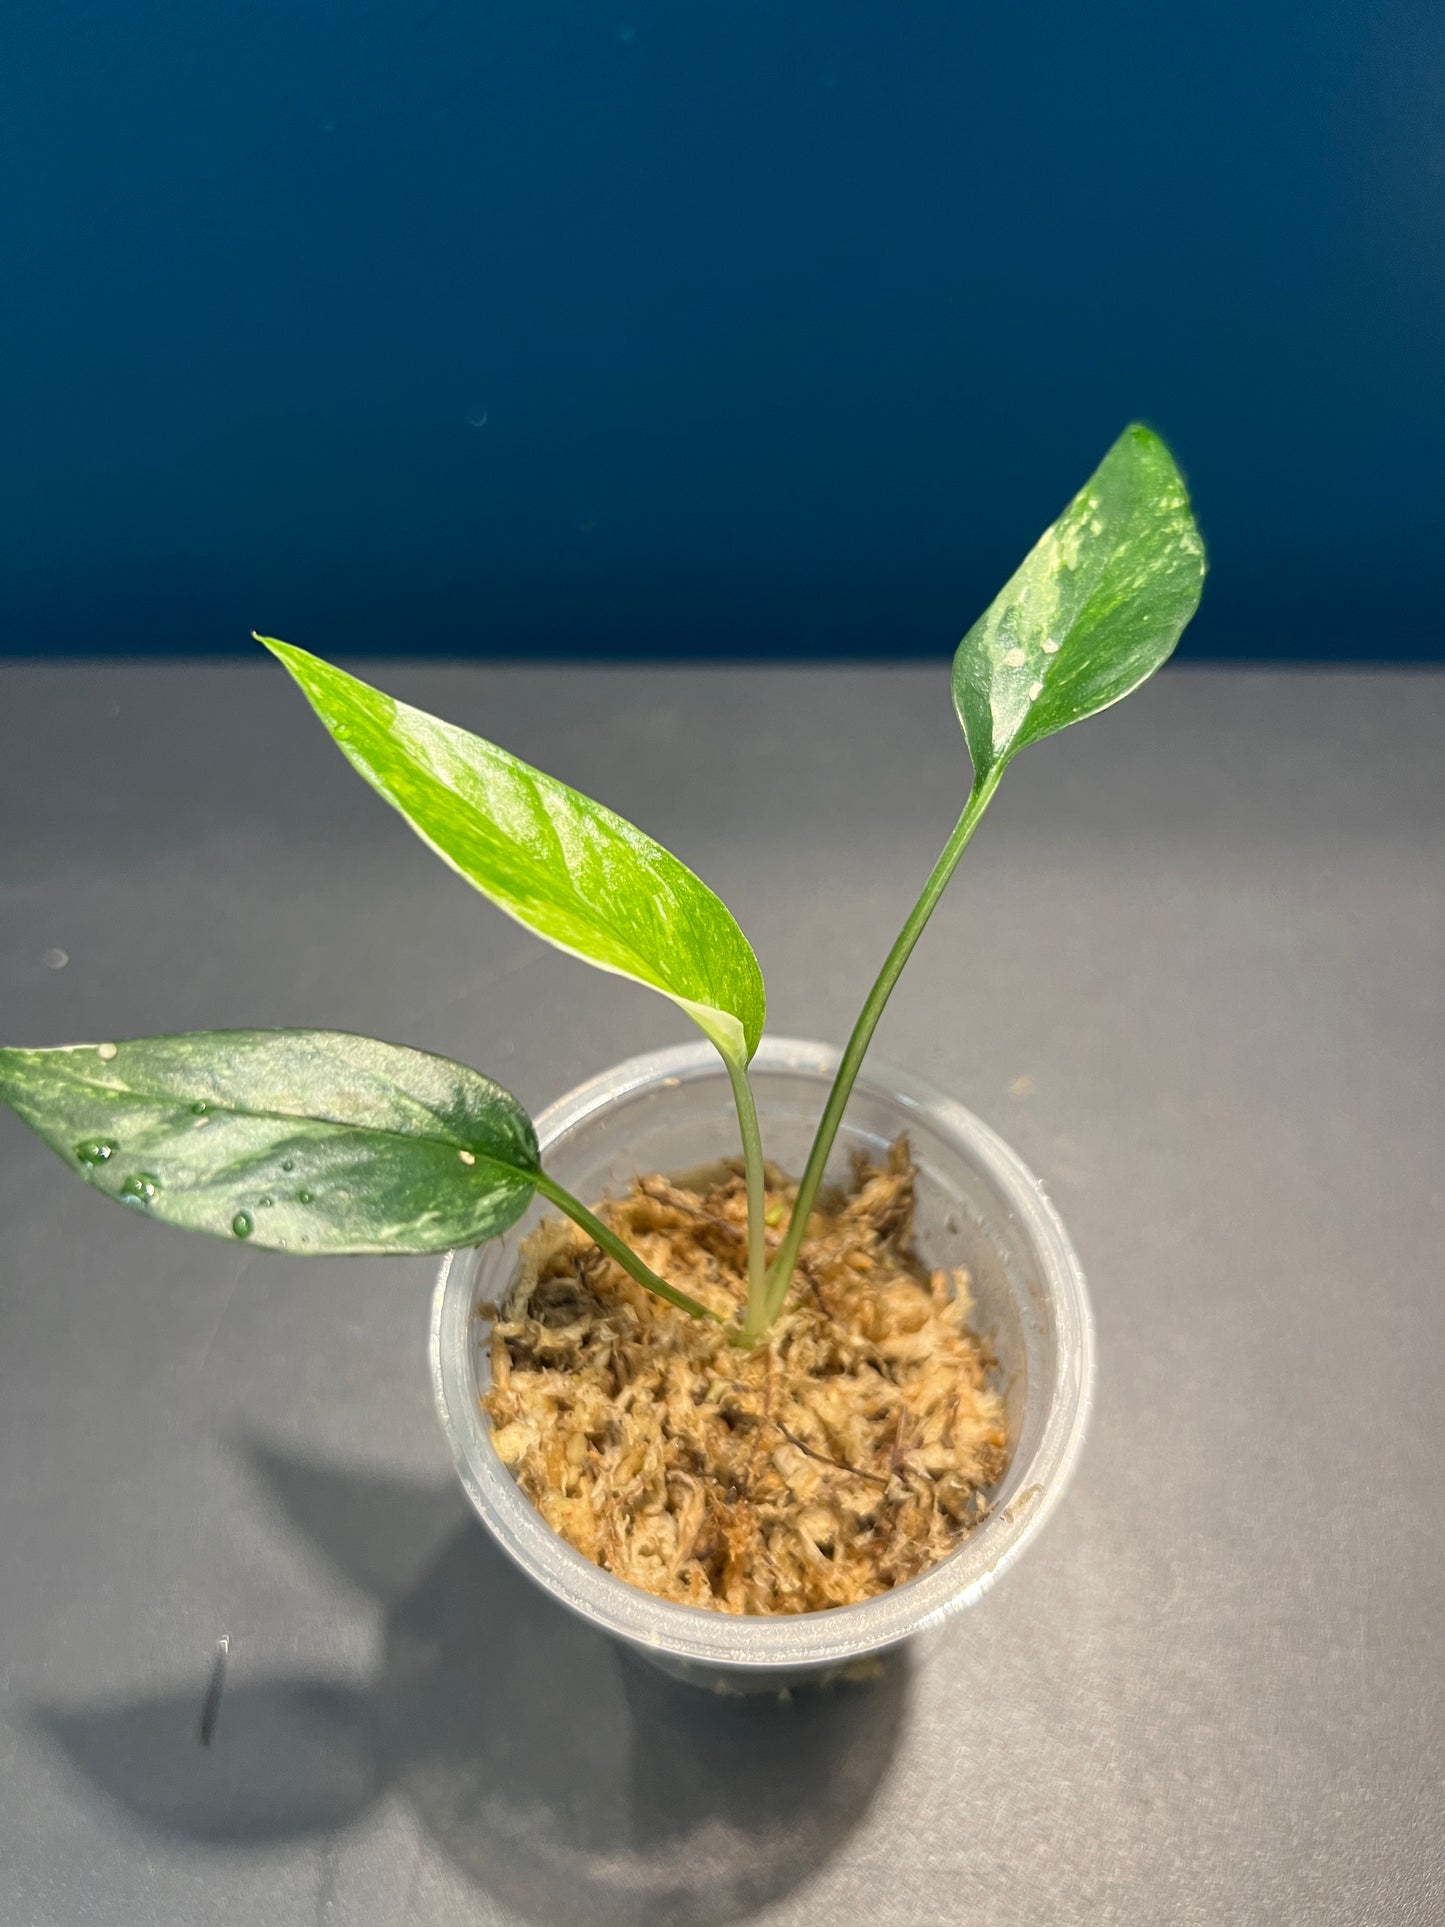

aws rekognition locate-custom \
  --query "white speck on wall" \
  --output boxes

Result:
[43,948,69,970]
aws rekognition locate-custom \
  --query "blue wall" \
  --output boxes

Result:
[4,2,1441,661]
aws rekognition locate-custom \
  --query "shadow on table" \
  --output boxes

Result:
[33,1444,910,1927]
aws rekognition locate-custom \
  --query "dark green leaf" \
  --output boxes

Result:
[952,424,1205,781]
[0,1030,539,1254]
[259,640,766,1064]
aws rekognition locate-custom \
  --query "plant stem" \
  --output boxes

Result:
[763,767,1005,1324]
[532,1169,727,1328]
[725,1053,770,1342]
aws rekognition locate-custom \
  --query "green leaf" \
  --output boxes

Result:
[0,1030,540,1254]
[952,424,1205,781]
[259,639,766,1064]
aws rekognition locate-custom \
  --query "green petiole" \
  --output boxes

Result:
[531,1169,728,1328]
[724,1054,771,1341]
[763,768,1003,1322]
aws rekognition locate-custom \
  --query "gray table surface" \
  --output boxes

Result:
[1,661,1441,1927]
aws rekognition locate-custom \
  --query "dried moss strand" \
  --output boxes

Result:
[775,1422,890,1489]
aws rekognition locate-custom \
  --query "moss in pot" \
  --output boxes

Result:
[0,426,1203,1629]
[484,1136,1011,1615]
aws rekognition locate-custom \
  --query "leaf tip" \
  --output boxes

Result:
[1115,420,1189,486]
[256,633,302,668]
[257,635,320,690]
[259,637,341,718]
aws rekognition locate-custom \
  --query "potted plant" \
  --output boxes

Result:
[0,424,1203,1689]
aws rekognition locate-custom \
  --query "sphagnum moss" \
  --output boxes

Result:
[485,1144,1007,1613]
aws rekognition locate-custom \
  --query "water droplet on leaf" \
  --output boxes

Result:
[120,1173,159,1205]
[296,1189,313,1204]
[191,1101,209,1115]
[257,1195,273,1209]
[281,1159,295,1173]
[231,1211,253,1239]
[76,1140,115,1167]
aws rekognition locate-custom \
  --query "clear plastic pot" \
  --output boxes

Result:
[430,1037,1094,1691]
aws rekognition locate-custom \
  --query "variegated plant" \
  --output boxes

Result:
[1,425,1204,1343]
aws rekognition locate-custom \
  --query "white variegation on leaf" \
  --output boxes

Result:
[0,1030,540,1254]
[260,641,766,1067]
[767,425,1207,1307]
[952,424,1205,781]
